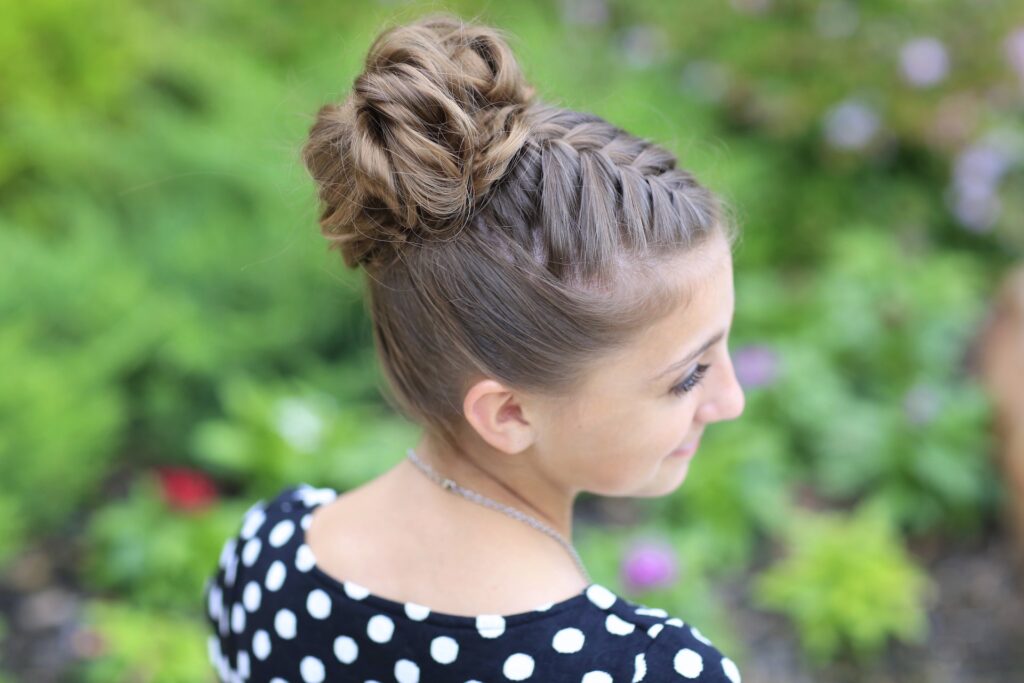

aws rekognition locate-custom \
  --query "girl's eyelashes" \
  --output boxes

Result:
[670,363,711,396]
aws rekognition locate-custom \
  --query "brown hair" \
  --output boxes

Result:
[301,13,739,454]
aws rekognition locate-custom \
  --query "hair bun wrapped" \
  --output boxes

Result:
[302,13,537,269]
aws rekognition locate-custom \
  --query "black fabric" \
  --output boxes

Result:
[203,484,742,682]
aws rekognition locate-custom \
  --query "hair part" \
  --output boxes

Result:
[301,12,740,454]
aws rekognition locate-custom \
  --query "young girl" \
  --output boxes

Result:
[204,12,746,683]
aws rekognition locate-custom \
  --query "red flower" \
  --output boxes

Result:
[155,466,218,512]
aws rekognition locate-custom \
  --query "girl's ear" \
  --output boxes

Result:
[462,379,537,455]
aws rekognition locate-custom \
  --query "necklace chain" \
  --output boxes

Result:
[405,447,591,584]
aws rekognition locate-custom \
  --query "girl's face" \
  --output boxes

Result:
[531,234,746,498]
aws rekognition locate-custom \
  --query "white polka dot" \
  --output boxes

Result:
[367,614,395,643]
[586,584,617,609]
[343,581,370,600]
[552,627,585,654]
[231,602,246,634]
[253,630,271,660]
[243,581,262,612]
[269,519,296,547]
[295,544,316,572]
[503,652,535,680]
[673,648,704,678]
[430,635,459,664]
[633,652,647,682]
[240,508,266,539]
[635,606,669,618]
[300,655,325,683]
[224,553,239,587]
[208,585,222,620]
[404,602,430,620]
[476,614,506,639]
[274,609,297,639]
[722,657,741,683]
[394,658,419,683]
[301,513,312,530]
[207,634,221,664]
[605,613,636,636]
[219,537,237,569]
[266,560,287,591]
[690,625,712,645]
[307,589,332,619]
[582,672,613,683]
[237,649,250,679]
[270,679,288,683]
[647,623,664,639]
[333,635,358,664]
[666,617,684,627]
[300,487,337,508]
[242,537,262,567]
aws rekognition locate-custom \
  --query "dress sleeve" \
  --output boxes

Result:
[202,529,242,682]
[633,623,742,682]
[202,486,306,680]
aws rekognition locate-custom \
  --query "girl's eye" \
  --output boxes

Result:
[670,363,711,396]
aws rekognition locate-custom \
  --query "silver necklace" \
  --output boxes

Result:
[405,447,591,584]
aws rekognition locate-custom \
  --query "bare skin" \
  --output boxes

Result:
[306,233,746,617]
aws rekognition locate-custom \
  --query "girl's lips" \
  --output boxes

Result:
[670,438,700,457]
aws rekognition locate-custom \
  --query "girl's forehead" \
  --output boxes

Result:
[588,243,735,390]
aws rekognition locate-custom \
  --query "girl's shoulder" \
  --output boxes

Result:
[204,483,742,682]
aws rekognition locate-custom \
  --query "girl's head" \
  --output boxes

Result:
[301,13,745,498]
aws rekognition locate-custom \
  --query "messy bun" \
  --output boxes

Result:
[302,13,537,269]
[300,13,737,453]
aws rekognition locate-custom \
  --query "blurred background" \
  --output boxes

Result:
[3,0,1024,681]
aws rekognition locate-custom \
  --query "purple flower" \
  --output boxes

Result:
[679,60,732,104]
[1006,27,1024,84]
[899,37,949,88]
[732,345,780,389]
[947,142,1012,233]
[560,0,609,26]
[621,539,678,591]
[814,1,859,40]
[903,384,941,426]
[823,98,880,151]
[730,0,772,15]
[618,25,667,70]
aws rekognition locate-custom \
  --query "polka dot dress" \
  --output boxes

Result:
[203,484,742,682]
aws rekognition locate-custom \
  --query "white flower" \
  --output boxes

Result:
[274,397,324,453]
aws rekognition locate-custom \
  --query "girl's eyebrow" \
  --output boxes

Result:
[651,329,726,382]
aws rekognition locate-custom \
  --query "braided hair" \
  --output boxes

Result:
[301,12,738,452]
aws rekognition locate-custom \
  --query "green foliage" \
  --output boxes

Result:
[191,372,419,498]
[774,229,999,533]
[73,600,214,683]
[753,502,932,665]
[2,0,1017,677]
[0,229,142,564]
[655,418,796,572]
[82,474,246,611]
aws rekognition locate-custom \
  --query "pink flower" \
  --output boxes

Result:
[621,539,678,591]
[155,466,218,512]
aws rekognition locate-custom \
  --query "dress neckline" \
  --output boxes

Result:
[290,483,600,629]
